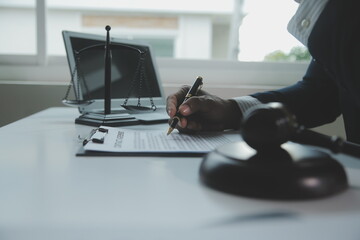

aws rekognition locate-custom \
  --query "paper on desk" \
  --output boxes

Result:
[83,126,241,153]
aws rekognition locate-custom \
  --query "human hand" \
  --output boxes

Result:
[166,85,242,132]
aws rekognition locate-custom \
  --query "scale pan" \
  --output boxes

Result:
[121,104,156,112]
[62,99,94,107]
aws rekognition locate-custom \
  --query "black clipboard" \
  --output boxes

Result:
[76,146,205,157]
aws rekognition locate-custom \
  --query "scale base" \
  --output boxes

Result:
[75,112,140,127]
[75,111,168,127]
[200,141,348,200]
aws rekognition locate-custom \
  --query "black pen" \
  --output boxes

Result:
[167,76,203,135]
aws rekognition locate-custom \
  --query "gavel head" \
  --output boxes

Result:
[241,102,299,151]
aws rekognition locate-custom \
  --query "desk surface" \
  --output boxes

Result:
[1,107,360,240]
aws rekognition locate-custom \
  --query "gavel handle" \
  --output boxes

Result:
[292,128,360,158]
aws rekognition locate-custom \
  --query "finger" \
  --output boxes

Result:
[186,120,202,131]
[166,94,178,117]
[178,96,213,116]
[178,104,191,116]
[166,86,190,116]
[174,118,189,133]
[179,117,187,128]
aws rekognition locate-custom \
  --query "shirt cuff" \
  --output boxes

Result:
[287,0,329,46]
[233,96,262,115]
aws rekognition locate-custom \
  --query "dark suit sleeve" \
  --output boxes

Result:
[250,59,341,128]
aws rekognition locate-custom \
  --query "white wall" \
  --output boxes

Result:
[47,10,82,55]
[0,8,36,54]
[175,16,212,59]
[0,7,226,59]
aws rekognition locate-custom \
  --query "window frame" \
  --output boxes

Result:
[0,0,46,65]
[0,0,309,89]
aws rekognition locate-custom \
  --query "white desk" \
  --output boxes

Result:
[1,107,360,240]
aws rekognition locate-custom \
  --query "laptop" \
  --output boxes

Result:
[62,30,169,126]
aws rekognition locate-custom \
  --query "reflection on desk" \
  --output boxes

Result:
[0,107,359,240]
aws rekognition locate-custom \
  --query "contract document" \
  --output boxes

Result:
[81,126,241,156]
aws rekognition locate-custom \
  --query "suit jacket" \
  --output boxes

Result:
[251,0,360,144]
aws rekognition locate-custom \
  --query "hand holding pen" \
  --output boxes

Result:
[167,76,203,135]
[166,77,242,134]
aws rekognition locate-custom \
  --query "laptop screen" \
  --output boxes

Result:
[62,31,165,113]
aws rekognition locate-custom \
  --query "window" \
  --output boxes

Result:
[0,0,307,61]
[238,0,308,62]
[0,0,47,65]
[0,0,308,86]
[0,0,36,55]
[46,0,235,60]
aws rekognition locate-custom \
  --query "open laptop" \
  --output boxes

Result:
[62,30,169,126]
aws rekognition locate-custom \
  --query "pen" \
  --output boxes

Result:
[167,76,203,135]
